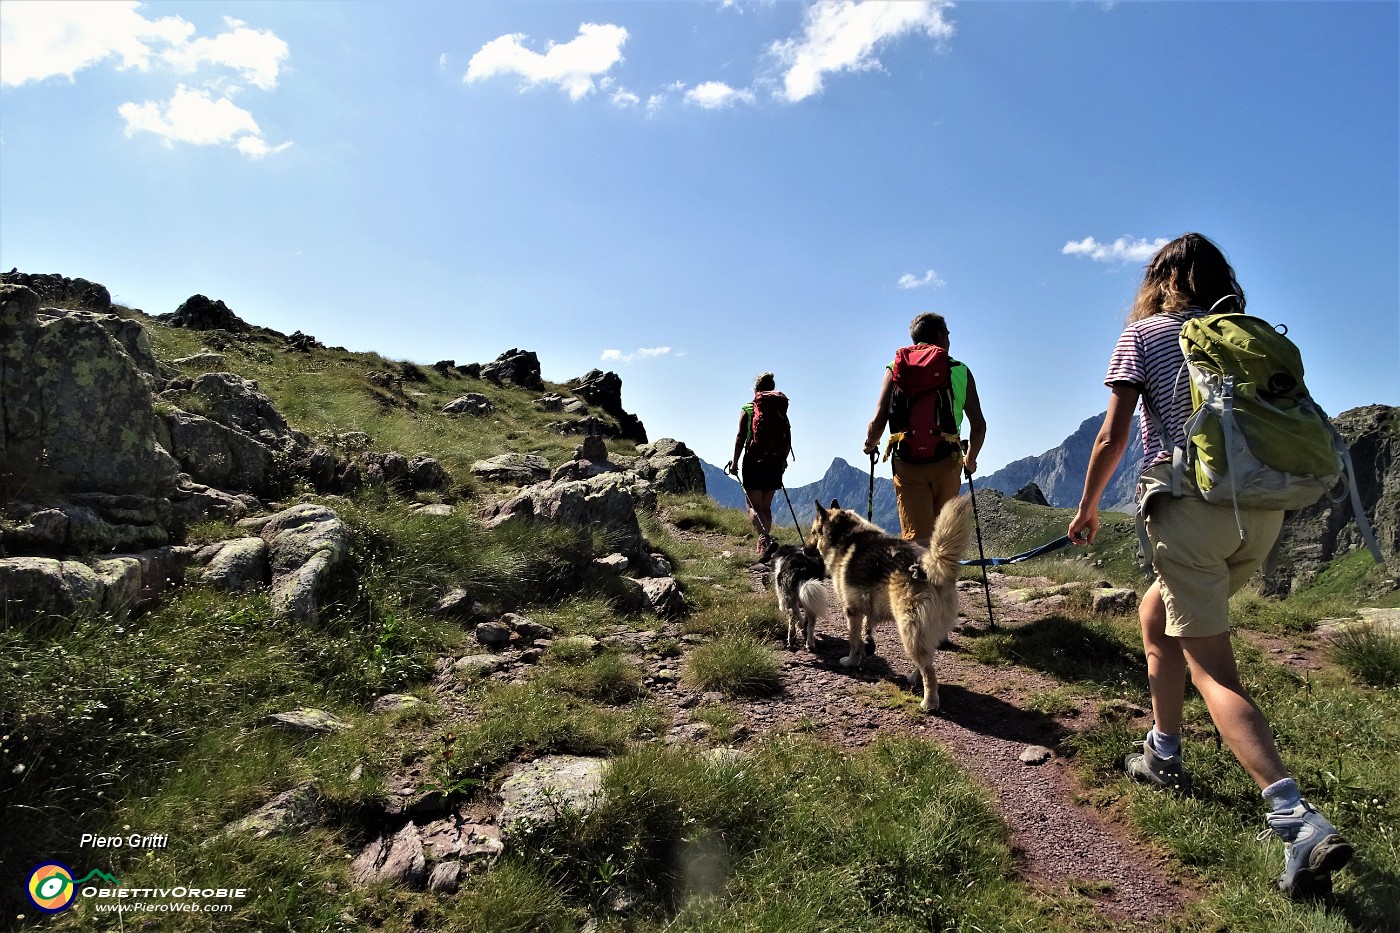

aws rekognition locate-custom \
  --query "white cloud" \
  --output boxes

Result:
[465,22,628,101]
[119,84,282,156]
[770,0,954,103]
[684,81,755,109]
[601,347,673,364]
[897,269,946,290]
[160,17,288,90]
[611,88,641,107]
[1062,236,1169,264]
[0,0,192,86]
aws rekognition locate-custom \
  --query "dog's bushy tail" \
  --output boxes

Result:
[920,494,974,588]
[798,579,828,621]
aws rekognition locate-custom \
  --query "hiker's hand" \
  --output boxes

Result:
[1068,508,1097,546]
[862,438,879,456]
[725,460,738,476]
[963,455,977,475]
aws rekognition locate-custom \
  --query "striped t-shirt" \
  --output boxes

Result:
[1104,310,1207,468]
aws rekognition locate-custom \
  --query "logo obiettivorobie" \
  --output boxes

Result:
[26,863,121,914]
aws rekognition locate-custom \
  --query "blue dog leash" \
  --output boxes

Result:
[959,534,1075,567]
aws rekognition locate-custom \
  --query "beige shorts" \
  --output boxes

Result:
[1143,486,1284,638]
[892,454,963,542]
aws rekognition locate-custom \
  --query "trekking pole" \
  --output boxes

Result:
[965,468,996,629]
[867,451,877,522]
[780,486,804,539]
[727,461,769,550]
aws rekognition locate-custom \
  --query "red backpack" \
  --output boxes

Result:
[888,345,958,463]
[747,391,791,463]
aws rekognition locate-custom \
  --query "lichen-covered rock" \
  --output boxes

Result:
[0,557,105,619]
[443,394,493,416]
[480,349,544,391]
[2,284,180,500]
[200,537,270,592]
[499,755,607,840]
[222,783,320,840]
[260,504,349,624]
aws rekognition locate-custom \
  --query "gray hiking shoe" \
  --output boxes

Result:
[1260,801,1353,898]
[1123,742,1191,794]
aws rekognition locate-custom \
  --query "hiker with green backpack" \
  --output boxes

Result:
[1069,232,1364,899]
[726,372,792,555]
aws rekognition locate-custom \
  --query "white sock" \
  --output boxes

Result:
[1147,727,1181,759]
[1263,778,1301,812]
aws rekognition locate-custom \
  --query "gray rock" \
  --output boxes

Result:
[443,394,493,416]
[265,708,352,734]
[639,577,687,619]
[2,285,180,500]
[633,438,705,494]
[480,349,544,391]
[471,453,550,485]
[475,620,512,647]
[498,755,607,840]
[222,782,320,840]
[371,694,423,714]
[427,861,462,893]
[201,538,269,592]
[261,503,349,624]
[1020,745,1054,765]
[0,556,105,619]
[1091,587,1139,615]
[481,472,652,557]
[455,654,504,677]
[502,612,555,641]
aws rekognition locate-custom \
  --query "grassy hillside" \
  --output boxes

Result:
[3,308,1397,932]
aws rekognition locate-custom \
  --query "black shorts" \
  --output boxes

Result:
[742,456,785,493]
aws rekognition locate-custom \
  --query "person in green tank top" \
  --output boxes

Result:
[863,312,986,547]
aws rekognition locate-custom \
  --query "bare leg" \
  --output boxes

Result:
[1141,581,1188,734]
[1180,632,1290,789]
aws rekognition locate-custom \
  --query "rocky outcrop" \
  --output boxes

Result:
[481,471,654,558]
[630,438,705,494]
[480,349,544,391]
[0,270,111,312]
[0,547,192,621]
[161,294,251,332]
[1263,405,1400,595]
[570,369,647,444]
[1013,482,1049,506]
[3,284,181,503]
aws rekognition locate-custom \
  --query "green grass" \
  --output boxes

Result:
[1328,623,1400,687]
[683,636,783,698]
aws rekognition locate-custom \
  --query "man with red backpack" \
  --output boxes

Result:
[726,372,792,554]
[864,313,987,547]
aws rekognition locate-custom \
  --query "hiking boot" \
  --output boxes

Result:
[1123,742,1191,794]
[1259,801,1353,898]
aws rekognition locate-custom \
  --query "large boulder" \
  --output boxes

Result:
[2,284,180,501]
[479,349,544,391]
[160,408,281,496]
[632,438,704,494]
[472,453,550,485]
[481,472,652,556]
[1263,405,1400,595]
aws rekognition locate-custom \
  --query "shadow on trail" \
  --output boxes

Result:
[934,683,1070,748]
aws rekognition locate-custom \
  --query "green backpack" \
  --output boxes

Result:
[1171,308,1382,560]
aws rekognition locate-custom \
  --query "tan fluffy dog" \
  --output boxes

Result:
[811,495,973,712]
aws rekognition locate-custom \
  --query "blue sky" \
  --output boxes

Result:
[3,0,1396,486]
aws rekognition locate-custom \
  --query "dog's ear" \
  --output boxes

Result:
[829,498,840,510]
[814,500,827,519]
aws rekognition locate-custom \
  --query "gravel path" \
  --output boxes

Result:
[644,527,1202,924]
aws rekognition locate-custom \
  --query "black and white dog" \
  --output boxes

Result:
[760,538,829,652]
